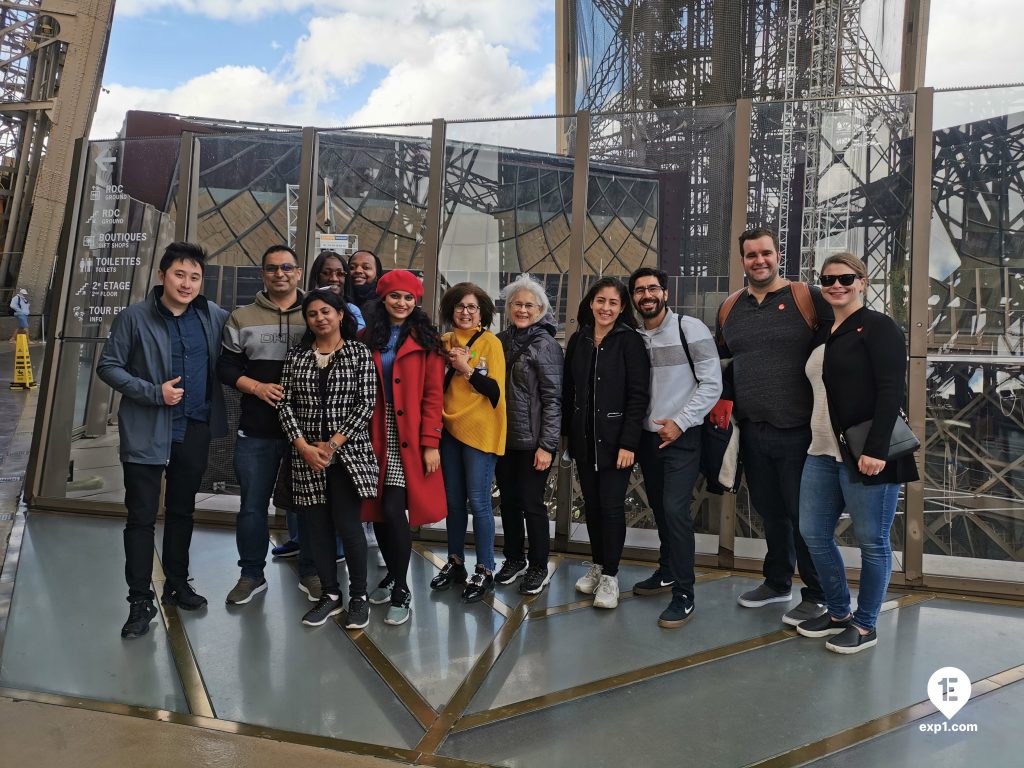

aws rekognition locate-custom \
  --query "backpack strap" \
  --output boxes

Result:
[676,315,698,382]
[715,288,746,346]
[444,329,486,391]
[789,281,818,332]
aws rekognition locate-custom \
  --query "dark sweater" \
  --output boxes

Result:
[823,306,920,485]
[717,284,832,428]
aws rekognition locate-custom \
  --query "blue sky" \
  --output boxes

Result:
[93,0,1021,141]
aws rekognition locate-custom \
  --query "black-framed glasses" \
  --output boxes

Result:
[819,273,860,287]
[632,285,664,296]
[263,263,297,274]
[455,303,480,314]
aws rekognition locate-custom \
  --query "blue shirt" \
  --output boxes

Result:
[380,325,401,404]
[159,301,211,442]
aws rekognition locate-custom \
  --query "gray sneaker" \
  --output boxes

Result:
[782,599,827,626]
[226,576,268,605]
[298,575,322,602]
[593,574,620,609]
[575,563,603,595]
[737,583,792,608]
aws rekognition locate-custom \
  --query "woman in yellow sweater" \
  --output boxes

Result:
[433,283,507,602]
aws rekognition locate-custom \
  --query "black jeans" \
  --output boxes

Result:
[739,421,823,601]
[576,460,631,577]
[305,463,367,598]
[637,428,701,602]
[374,485,411,593]
[495,449,551,567]
[122,420,210,602]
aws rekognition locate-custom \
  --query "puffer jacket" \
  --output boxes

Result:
[498,313,563,453]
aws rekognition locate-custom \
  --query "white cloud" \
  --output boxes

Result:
[342,31,556,149]
[115,0,547,47]
[91,66,321,139]
[926,0,1024,88]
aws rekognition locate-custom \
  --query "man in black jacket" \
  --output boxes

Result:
[218,245,306,606]
[716,228,830,626]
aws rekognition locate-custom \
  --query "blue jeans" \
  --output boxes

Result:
[798,454,900,631]
[440,430,497,572]
[234,434,288,579]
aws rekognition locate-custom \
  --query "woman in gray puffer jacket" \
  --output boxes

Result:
[493,275,563,596]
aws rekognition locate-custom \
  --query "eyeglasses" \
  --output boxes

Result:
[632,285,664,296]
[263,263,297,274]
[320,268,346,279]
[819,273,860,287]
[511,301,537,311]
[455,304,480,314]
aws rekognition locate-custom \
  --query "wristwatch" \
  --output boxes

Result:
[328,438,342,453]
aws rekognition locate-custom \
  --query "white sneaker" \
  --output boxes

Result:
[593,574,619,609]
[575,562,603,595]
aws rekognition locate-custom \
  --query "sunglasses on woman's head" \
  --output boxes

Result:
[819,273,860,287]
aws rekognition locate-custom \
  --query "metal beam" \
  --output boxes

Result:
[419,118,446,321]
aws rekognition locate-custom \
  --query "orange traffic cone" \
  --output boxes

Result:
[10,330,37,390]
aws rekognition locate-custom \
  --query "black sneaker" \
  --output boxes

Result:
[344,595,370,630]
[519,564,551,595]
[657,595,695,628]
[633,569,676,596]
[462,565,494,603]
[302,594,345,627]
[121,599,158,639]
[162,581,208,611]
[430,557,468,591]
[796,612,852,638]
[494,558,528,585]
[826,626,878,654]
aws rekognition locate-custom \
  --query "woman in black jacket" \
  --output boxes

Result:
[563,277,650,609]
[796,253,919,654]
[494,275,564,596]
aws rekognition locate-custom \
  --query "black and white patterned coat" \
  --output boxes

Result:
[277,340,379,507]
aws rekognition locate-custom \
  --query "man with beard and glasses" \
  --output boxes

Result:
[628,267,721,628]
[716,228,832,627]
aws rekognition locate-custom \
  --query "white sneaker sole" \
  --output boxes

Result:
[737,592,792,608]
[520,573,553,595]
[593,596,619,609]
[302,605,344,627]
[826,636,877,654]
[297,583,320,603]
[344,615,370,630]
[226,580,268,605]
[796,624,848,638]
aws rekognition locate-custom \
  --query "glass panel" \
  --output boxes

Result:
[196,132,304,307]
[316,124,433,274]
[922,361,1023,582]
[40,137,181,503]
[435,116,576,539]
[738,94,916,569]
[929,86,1024,357]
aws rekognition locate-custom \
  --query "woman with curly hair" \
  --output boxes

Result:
[432,283,506,602]
[361,269,447,625]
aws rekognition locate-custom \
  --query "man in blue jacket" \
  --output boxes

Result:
[98,242,228,639]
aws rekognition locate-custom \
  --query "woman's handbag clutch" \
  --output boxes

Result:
[841,413,920,461]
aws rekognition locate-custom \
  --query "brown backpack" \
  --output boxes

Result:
[716,281,818,346]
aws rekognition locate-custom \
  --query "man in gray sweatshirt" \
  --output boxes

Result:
[629,267,722,628]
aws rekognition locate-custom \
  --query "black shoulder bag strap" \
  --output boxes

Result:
[677,315,699,383]
[444,329,485,391]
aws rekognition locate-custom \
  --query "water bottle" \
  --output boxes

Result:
[477,356,488,377]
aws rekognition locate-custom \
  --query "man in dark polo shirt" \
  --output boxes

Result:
[98,242,228,639]
[716,228,831,626]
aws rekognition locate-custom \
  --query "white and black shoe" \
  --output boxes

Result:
[519,564,551,595]
[302,594,344,627]
[344,595,370,630]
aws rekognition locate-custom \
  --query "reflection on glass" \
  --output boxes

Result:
[930,87,1024,357]
[317,128,432,274]
[924,359,1023,581]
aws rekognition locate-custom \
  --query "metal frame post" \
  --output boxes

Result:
[295,128,319,271]
[420,119,447,321]
[174,132,200,242]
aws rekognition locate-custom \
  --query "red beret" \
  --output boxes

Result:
[375,269,424,302]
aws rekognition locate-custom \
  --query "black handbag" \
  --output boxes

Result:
[841,413,919,461]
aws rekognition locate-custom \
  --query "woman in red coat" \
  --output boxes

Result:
[361,270,447,625]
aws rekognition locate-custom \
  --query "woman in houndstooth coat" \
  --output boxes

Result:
[278,288,378,627]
